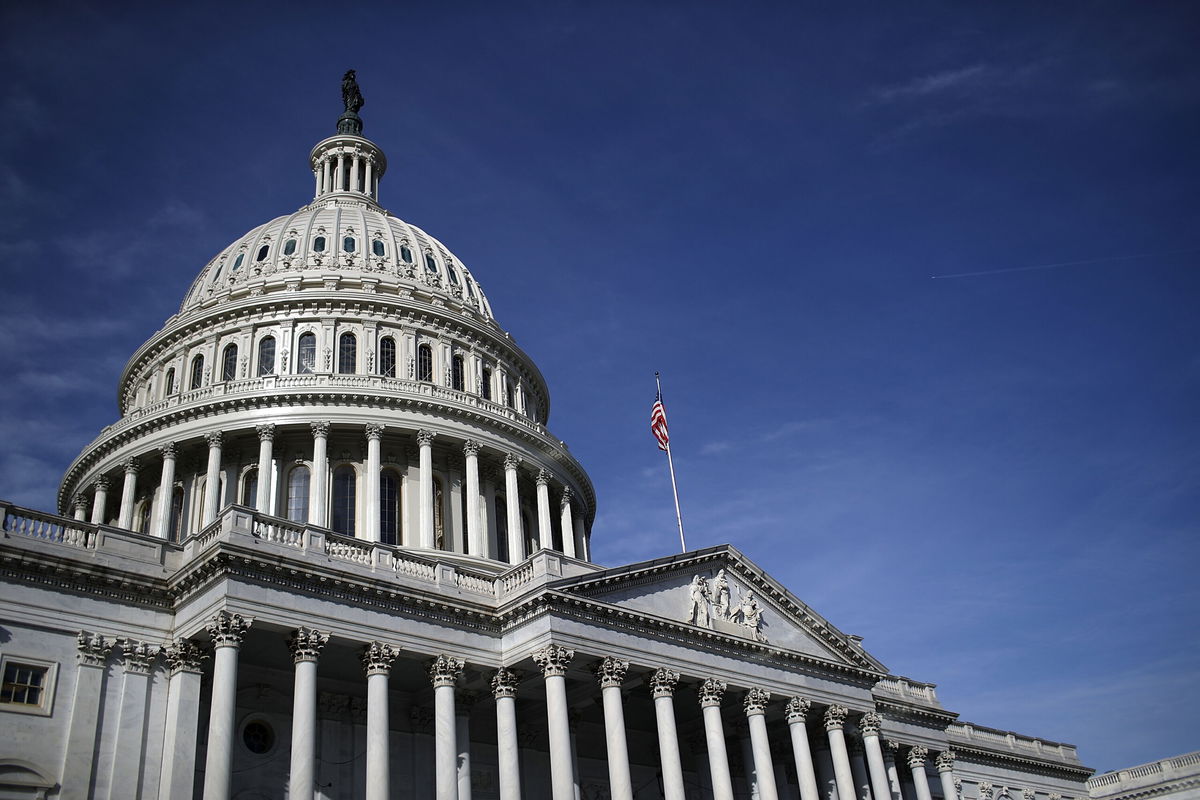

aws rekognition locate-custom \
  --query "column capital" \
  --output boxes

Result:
[533,644,574,678]
[123,457,141,474]
[884,739,903,759]
[76,631,113,667]
[978,783,994,800]
[907,745,929,770]
[417,429,437,447]
[256,423,276,442]
[1048,794,1061,800]
[206,610,253,649]
[535,468,550,487]
[310,421,330,438]
[936,750,956,773]
[1023,790,1036,800]
[860,711,883,736]
[824,704,848,731]
[594,655,630,688]
[93,475,110,491]
[365,422,385,440]
[648,666,680,698]
[362,641,400,676]
[463,439,481,457]
[503,453,521,471]
[786,696,811,723]
[117,638,160,674]
[159,442,178,459]
[743,686,771,716]
[428,653,465,688]
[560,486,573,508]
[288,627,329,663]
[163,638,207,675]
[73,494,90,511]
[205,431,225,448]
[698,677,727,707]
[491,667,521,698]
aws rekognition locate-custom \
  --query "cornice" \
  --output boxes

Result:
[874,697,958,726]
[954,745,1095,781]
[0,543,173,610]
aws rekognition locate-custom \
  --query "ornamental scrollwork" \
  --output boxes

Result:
[698,678,727,707]
[365,422,385,440]
[362,641,399,676]
[288,627,329,663]
[936,750,956,773]
[532,644,574,678]
[648,667,680,698]
[463,440,481,457]
[76,631,114,667]
[786,696,811,723]
[743,687,771,715]
[256,423,276,442]
[428,654,465,688]
[1023,790,1036,800]
[310,421,330,438]
[824,704,848,731]
[162,639,207,674]
[206,611,253,648]
[594,656,629,689]
[536,469,550,487]
[503,453,522,471]
[204,431,224,448]
[491,667,520,698]
[979,783,994,800]
[417,429,437,447]
[117,638,161,673]
[907,745,929,769]
[859,711,883,736]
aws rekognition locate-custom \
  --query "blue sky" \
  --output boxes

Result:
[2,1,1197,774]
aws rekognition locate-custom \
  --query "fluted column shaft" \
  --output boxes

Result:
[650,668,686,800]
[365,424,383,542]
[118,459,139,529]
[255,425,274,513]
[907,748,933,800]
[90,478,109,524]
[936,751,958,800]
[534,645,576,800]
[203,433,223,525]
[503,455,523,563]
[457,694,474,800]
[536,470,553,550]
[159,642,205,800]
[152,444,177,539]
[787,699,821,800]
[559,491,576,558]
[597,657,633,800]
[826,706,858,800]
[464,442,482,556]
[430,655,465,800]
[492,669,521,800]
[849,742,872,800]
[363,643,398,800]
[699,679,735,800]
[73,496,88,521]
[310,423,329,527]
[288,629,327,800]
[419,430,436,548]
[746,689,779,800]
[861,715,893,800]
[202,613,252,800]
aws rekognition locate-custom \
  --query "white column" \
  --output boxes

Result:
[365,423,383,541]
[699,678,735,800]
[151,443,178,538]
[482,465,498,559]
[90,477,109,525]
[739,725,760,800]
[533,644,576,800]
[492,668,522,800]
[558,489,576,558]
[787,697,821,800]
[814,740,840,800]
[314,168,322,198]
[158,640,206,800]
[503,454,523,563]
[288,628,328,800]
[850,737,874,800]
[117,457,140,529]
[573,509,587,561]
[649,667,686,800]
[935,751,958,800]
[430,655,465,800]
[418,429,436,548]
[351,153,361,193]
[363,642,399,800]
[535,469,553,550]
[310,422,329,527]
[73,495,89,521]
[745,689,780,800]
[108,640,156,800]
[597,657,634,800]
[826,706,858,800]
[907,747,933,800]
[255,424,275,512]
[861,713,893,800]
[202,611,252,800]
[464,441,482,556]
[364,157,374,199]
[457,691,475,800]
[60,634,112,800]
[203,432,223,526]
[321,158,330,194]
[883,742,906,800]
[335,154,345,191]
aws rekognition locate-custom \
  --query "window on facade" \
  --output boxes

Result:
[169,486,185,542]
[400,245,413,263]
[297,333,316,374]
[242,468,258,508]
[331,466,356,536]
[433,476,445,550]
[447,266,461,285]
[495,496,509,562]
[506,381,515,409]
[338,333,357,374]
[313,236,326,253]
[222,343,238,382]
[372,239,385,257]
[380,470,401,546]
[286,466,310,523]
[190,355,204,390]
[379,337,396,378]
[283,238,297,256]
[136,500,152,533]
[451,355,465,391]
[523,511,536,557]
[256,244,269,262]
[481,366,492,401]
[165,368,176,396]
[343,236,356,253]
[1,662,48,707]
[233,253,245,271]
[257,336,276,376]
[464,278,476,298]
[213,263,224,282]
[424,252,437,273]
[417,343,433,382]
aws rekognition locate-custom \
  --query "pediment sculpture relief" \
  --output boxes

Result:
[685,568,768,643]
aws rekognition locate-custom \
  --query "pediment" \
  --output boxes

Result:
[554,545,887,672]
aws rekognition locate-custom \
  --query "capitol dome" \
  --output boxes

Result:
[57,92,595,566]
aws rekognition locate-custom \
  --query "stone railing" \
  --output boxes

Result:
[948,722,1081,764]
[1088,750,1200,795]
[874,676,942,707]
[254,516,306,548]
[1,503,98,550]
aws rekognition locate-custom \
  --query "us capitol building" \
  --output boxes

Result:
[0,75,1095,800]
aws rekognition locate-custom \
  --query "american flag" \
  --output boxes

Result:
[650,391,669,451]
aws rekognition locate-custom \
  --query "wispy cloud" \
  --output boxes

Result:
[871,64,991,103]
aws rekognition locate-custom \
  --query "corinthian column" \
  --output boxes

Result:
[255,424,275,513]
[429,654,465,800]
[698,678,735,800]
[559,488,576,558]
[365,423,384,541]
[492,668,522,800]
[464,441,482,555]
[117,457,140,529]
[936,750,958,800]
[203,432,223,525]
[503,454,523,563]
[159,640,207,800]
[787,697,821,800]
[535,469,553,550]
[152,442,178,538]
[883,741,906,800]
[860,713,893,800]
[363,643,399,800]
[596,657,633,800]
[90,477,109,524]
[310,422,329,526]
[533,644,576,800]
[745,688,780,800]
[288,627,328,800]
[202,612,253,800]
[110,640,159,799]
[907,747,933,800]
[649,668,685,800]
[418,430,436,548]
[825,705,858,800]
[60,633,113,800]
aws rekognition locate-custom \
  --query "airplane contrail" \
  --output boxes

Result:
[930,248,1200,279]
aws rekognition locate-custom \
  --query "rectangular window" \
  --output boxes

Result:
[0,656,57,716]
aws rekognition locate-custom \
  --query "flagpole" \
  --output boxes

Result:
[656,372,687,552]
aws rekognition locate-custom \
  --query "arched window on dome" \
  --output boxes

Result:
[286,466,310,523]
[379,337,396,378]
[380,469,402,545]
[297,332,316,374]
[338,333,357,374]
[136,498,153,534]
[331,465,356,536]
[164,368,176,396]
[313,236,326,253]
[343,236,356,253]
[523,510,536,559]
[433,476,446,550]
[494,495,509,562]
[257,336,276,376]
[283,238,297,256]
[212,263,224,282]
[372,239,385,258]
[417,343,433,382]
[464,278,476,299]
[451,355,465,391]
[169,485,185,542]
[424,252,437,273]
[233,253,245,271]
[400,245,413,263]
[189,355,204,390]
[241,468,258,509]
[447,266,461,286]
[221,344,238,382]
[256,244,269,262]
[481,366,493,401]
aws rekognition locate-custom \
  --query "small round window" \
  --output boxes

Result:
[400,245,413,263]
[232,253,245,271]
[372,239,385,257]
[343,237,356,253]
[424,253,437,273]
[283,238,297,256]
[256,245,269,262]
[242,720,274,754]
[313,236,326,253]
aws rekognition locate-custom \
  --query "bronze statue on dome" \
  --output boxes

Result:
[342,69,364,114]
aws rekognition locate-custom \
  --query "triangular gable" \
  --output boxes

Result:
[552,545,887,672]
